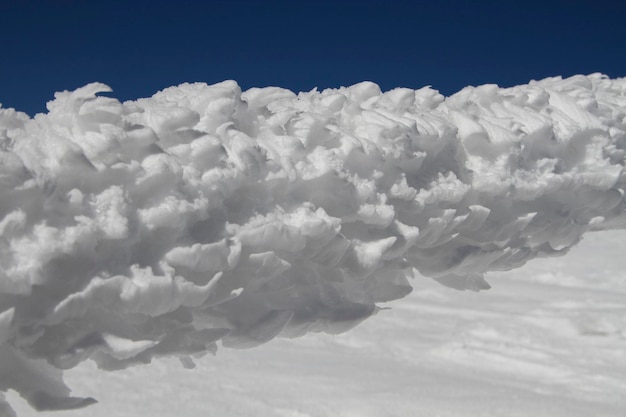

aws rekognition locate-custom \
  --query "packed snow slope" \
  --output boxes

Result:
[9,229,626,417]
[0,74,625,414]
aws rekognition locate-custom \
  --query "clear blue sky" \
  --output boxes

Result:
[1,0,624,116]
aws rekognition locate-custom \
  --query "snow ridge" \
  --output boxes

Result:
[0,74,625,413]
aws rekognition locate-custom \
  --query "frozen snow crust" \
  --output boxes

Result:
[1,74,625,413]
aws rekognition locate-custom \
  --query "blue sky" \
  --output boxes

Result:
[1,0,624,116]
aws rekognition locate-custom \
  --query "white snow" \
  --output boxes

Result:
[1,74,625,415]
[7,229,626,417]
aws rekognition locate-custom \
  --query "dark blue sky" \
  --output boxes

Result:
[1,0,624,116]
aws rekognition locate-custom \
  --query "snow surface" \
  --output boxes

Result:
[7,229,626,417]
[1,74,625,415]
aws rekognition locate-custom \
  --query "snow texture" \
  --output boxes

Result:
[0,74,625,414]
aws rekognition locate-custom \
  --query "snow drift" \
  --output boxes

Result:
[0,74,625,414]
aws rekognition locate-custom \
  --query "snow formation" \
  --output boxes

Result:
[0,74,625,413]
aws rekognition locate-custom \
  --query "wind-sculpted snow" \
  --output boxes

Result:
[0,74,625,413]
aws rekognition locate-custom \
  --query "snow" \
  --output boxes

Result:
[7,229,626,417]
[1,74,625,415]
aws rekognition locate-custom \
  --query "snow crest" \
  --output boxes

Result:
[0,74,625,413]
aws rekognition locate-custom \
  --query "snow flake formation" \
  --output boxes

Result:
[0,74,625,413]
